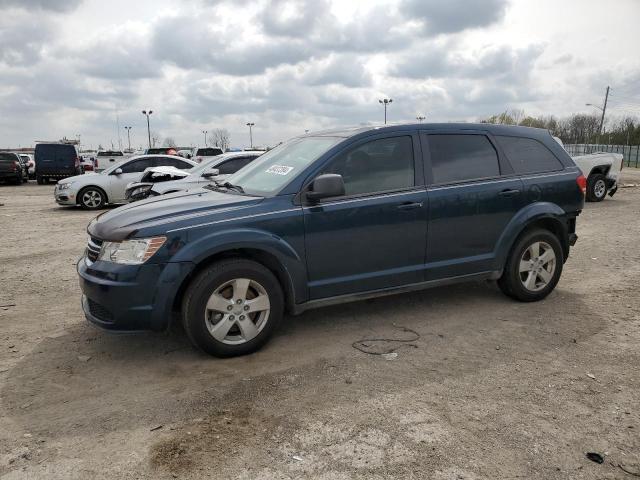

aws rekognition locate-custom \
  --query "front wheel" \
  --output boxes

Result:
[586,173,607,202]
[498,229,563,302]
[182,259,284,357]
[78,187,106,209]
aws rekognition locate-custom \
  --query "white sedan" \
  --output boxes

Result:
[54,154,197,209]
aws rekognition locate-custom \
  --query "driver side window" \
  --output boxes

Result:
[321,136,415,197]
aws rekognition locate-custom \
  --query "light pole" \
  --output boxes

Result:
[246,122,255,149]
[586,85,610,139]
[416,115,426,123]
[378,98,393,124]
[202,130,208,146]
[141,110,153,148]
[124,126,132,151]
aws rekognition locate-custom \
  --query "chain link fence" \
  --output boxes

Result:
[564,144,640,168]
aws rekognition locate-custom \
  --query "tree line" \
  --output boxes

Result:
[480,109,640,145]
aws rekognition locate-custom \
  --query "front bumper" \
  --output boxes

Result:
[54,185,79,205]
[77,256,193,332]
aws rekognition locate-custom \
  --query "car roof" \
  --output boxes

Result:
[306,122,553,141]
[123,154,198,164]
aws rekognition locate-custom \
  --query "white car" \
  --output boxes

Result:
[54,154,197,209]
[554,137,623,202]
[19,154,35,179]
[191,146,223,163]
[125,151,263,201]
[95,150,126,172]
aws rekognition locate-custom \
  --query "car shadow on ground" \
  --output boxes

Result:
[1,281,602,441]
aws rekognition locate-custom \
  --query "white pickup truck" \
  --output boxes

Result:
[555,138,623,202]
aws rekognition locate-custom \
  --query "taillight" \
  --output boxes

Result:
[576,174,587,195]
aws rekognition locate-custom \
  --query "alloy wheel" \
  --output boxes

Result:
[594,179,606,198]
[519,241,556,292]
[82,190,102,208]
[204,278,270,345]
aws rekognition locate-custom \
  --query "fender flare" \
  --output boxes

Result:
[493,202,568,271]
[162,228,306,317]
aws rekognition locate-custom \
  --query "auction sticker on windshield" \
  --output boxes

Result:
[265,165,294,175]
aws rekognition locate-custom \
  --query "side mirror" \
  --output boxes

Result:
[202,168,220,179]
[305,174,345,202]
[113,167,123,175]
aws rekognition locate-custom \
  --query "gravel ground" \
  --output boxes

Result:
[0,171,639,479]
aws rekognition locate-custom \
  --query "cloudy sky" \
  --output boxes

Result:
[1,0,639,150]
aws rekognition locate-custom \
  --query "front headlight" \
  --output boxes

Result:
[58,183,73,190]
[97,237,166,264]
[128,184,152,200]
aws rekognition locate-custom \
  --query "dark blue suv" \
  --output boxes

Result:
[78,124,585,357]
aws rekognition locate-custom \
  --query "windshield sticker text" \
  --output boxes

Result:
[265,165,294,175]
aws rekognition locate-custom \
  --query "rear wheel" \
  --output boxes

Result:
[15,174,23,185]
[78,187,106,209]
[36,176,44,185]
[182,259,284,357]
[586,173,607,202]
[498,229,563,302]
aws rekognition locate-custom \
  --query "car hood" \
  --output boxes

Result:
[88,189,263,241]
[151,174,230,194]
[58,172,99,184]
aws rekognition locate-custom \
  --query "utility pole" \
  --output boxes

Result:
[124,126,132,151]
[378,98,392,124]
[246,122,255,148]
[599,86,609,136]
[202,130,208,146]
[141,110,153,149]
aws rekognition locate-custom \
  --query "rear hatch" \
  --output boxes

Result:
[35,144,78,176]
[0,152,19,174]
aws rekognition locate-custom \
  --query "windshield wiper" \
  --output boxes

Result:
[214,180,245,194]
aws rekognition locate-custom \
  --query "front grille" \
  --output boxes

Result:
[86,236,103,262]
[87,298,114,323]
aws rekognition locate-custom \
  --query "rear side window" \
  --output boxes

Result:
[154,157,193,169]
[495,136,563,174]
[120,158,153,173]
[216,156,255,175]
[322,136,415,196]
[428,134,499,184]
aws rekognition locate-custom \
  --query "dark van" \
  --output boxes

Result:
[35,143,81,184]
[78,123,585,357]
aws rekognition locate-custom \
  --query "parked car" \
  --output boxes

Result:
[55,154,196,209]
[95,150,125,172]
[77,123,585,357]
[80,155,95,172]
[192,146,223,163]
[0,152,28,184]
[553,137,623,202]
[34,143,82,184]
[125,151,263,201]
[19,154,35,179]
[177,149,193,159]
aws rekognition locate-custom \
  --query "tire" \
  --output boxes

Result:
[36,176,44,185]
[182,258,284,357]
[78,186,106,209]
[15,174,23,185]
[498,229,563,302]
[586,173,607,202]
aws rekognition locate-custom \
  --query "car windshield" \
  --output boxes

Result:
[189,154,248,176]
[225,137,341,196]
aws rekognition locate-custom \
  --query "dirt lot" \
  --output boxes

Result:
[1,171,639,479]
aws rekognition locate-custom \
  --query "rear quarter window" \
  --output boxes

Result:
[495,136,563,174]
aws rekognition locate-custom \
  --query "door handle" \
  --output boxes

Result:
[396,201,423,210]
[498,189,520,197]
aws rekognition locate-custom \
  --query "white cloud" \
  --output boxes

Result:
[0,0,639,149]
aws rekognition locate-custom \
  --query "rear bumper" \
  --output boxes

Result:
[77,256,193,332]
